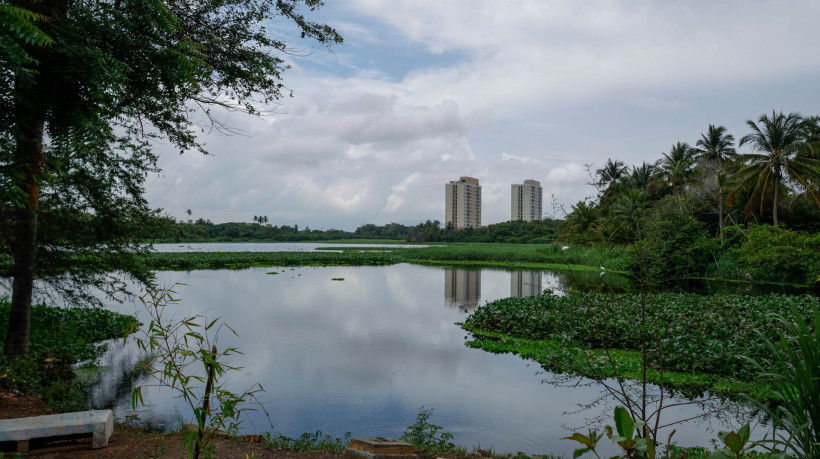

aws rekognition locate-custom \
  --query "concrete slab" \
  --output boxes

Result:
[345,437,417,459]
[0,409,113,451]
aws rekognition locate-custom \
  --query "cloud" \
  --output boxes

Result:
[145,1,820,229]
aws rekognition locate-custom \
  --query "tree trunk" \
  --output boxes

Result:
[718,191,724,241]
[4,75,44,358]
[773,173,780,226]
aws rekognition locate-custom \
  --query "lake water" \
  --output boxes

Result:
[88,260,761,456]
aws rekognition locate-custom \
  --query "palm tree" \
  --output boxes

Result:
[565,200,598,234]
[694,125,736,163]
[694,125,735,238]
[595,158,628,192]
[658,142,698,199]
[626,163,658,192]
[734,111,820,225]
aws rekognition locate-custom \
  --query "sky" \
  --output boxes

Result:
[144,0,820,231]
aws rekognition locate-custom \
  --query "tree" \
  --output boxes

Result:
[595,158,628,194]
[626,163,658,193]
[658,142,698,200]
[2,0,341,356]
[693,125,736,239]
[733,111,820,225]
[694,124,736,163]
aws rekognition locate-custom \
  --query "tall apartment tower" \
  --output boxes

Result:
[445,176,482,229]
[511,179,543,222]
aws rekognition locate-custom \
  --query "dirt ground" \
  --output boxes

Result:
[0,389,343,458]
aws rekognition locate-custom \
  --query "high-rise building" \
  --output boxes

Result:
[511,179,542,222]
[445,176,482,229]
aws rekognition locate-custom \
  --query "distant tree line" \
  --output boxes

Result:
[405,219,560,243]
[152,218,562,244]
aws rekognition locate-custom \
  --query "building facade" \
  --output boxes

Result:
[445,176,482,229]
[511,179,543,222]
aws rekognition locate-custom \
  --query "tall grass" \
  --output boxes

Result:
[751,300,820,458]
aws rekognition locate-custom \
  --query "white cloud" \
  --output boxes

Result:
[145,1,820,229]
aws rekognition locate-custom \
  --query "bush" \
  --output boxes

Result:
[630,198,716,283]
[735,225,820,285]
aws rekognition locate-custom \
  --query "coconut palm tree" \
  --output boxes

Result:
[694,124,736,163]
[626,163,658,192]
[694,125,736,238]
[658,142,698,199]
[595,158,628,192]
[734,111,820,225]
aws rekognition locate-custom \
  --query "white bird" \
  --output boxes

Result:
[600,266,605,271]
[561,246,570,251]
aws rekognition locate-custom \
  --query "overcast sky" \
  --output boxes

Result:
[144,0,820,231]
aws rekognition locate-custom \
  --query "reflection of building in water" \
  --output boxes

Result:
[511,271,543,297]
[444,268,481,311]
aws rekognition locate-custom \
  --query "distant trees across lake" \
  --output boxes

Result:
[152,218,562,244]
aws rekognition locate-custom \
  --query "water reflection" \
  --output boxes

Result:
[444,269,481,311]
[87,264,754,456]
[511,270,542,297]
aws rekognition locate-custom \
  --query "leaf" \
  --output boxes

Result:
[613,406,634,439]
[721,431,744,453]
[737,423,750,444]
[563,433,591,446]
[645,426,655,459]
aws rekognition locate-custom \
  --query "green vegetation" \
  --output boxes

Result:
[401,408,459,455]
[0,299,137,411]
[129,287,265,459]
[263,430,352,452]
[153,218,562,245]
[143,250,403,270]
[748,301,820,458]
[2,0,340,358]
[462,291,819,399]
[142,243,630,273]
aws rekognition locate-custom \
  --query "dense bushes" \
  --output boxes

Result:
[629,198,717,283]
[732,225,820,284]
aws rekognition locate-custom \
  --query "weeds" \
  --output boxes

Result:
[263,430,351,452]
[401,408,460,455]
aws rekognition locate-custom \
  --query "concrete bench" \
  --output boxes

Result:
[0,409,113,453]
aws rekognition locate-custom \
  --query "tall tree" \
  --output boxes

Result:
[658,142,698,199]
[734,111,820,225]
[1,0,341,356]
[694,124,736,163]
[693,125,736,239]
[595,158,628,204]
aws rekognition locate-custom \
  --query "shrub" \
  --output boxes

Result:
[630,198,716,283]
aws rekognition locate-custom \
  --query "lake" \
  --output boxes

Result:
[88,256,761,457]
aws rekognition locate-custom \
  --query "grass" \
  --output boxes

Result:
[142,243,630,273]
[462,291,818,400]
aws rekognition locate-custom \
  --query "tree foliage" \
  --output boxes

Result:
[1,0,341,356]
